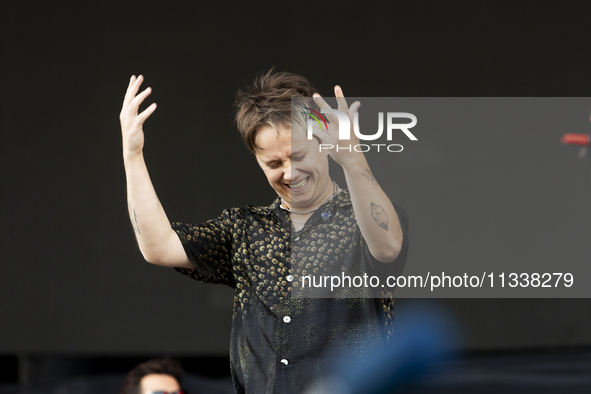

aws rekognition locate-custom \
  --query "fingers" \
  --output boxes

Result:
[122,75,153,119]
[129,86,152,113]
[137,102,157,124]
[349,101,361,119]
[120,75,157,127]
[313,87,358,131]
[334,85,349,112]
[313,86,352,113]
[313,92,331,110]
[123,74,144,108]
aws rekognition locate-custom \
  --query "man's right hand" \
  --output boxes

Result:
[120,75,157,158]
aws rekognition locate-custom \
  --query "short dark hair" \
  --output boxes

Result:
[235,69,318,154]
[120,357,183,394]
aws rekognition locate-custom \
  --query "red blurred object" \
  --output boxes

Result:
[561,133,590,146]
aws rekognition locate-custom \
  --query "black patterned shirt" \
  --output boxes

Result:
[172,190,409,394]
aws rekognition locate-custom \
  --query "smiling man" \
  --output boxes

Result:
[254,125,332,215]
[120,70,409,393]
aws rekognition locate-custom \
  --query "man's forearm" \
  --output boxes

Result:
[124,152,190,267]
[342,155,403,263]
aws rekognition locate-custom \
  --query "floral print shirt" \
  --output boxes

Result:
[172,190,409,393]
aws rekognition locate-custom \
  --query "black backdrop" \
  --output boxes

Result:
[2,0,591,357]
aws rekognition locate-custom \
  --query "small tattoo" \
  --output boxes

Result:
[132,209,141,235]
[361,168,379,189]
[128,201,141,235]
[370,202,388,231]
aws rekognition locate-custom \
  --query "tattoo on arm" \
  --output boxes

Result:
[128,201,141,235]
[370,202,388,231]
[361,168,379,189]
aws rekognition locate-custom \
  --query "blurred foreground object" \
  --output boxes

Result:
[306,303,460,394]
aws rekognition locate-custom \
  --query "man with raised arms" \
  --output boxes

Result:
[119,70,409,393]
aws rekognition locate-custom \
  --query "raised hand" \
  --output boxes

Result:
[312,85,362,167]
[120,75,157,158]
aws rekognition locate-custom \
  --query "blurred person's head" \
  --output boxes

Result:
[120,357,184,394]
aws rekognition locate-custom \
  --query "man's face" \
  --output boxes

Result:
[254,125,332,210]
[140,373,181,394]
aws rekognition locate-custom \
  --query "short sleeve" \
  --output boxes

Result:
[172,208,242,288]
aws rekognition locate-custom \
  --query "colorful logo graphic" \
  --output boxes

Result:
[304,107,328,131]
[295,99,418,153]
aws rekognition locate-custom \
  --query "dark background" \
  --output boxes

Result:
[2,0,591,386]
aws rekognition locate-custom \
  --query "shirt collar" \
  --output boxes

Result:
[247,197,281,217]
[247,188,352,217]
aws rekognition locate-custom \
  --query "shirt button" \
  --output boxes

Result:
[280,359,289,365]
[294,236,300,242]
[283,316,291,323]
[287,275,294,282]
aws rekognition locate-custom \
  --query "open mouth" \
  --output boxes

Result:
[287,177,309,189]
